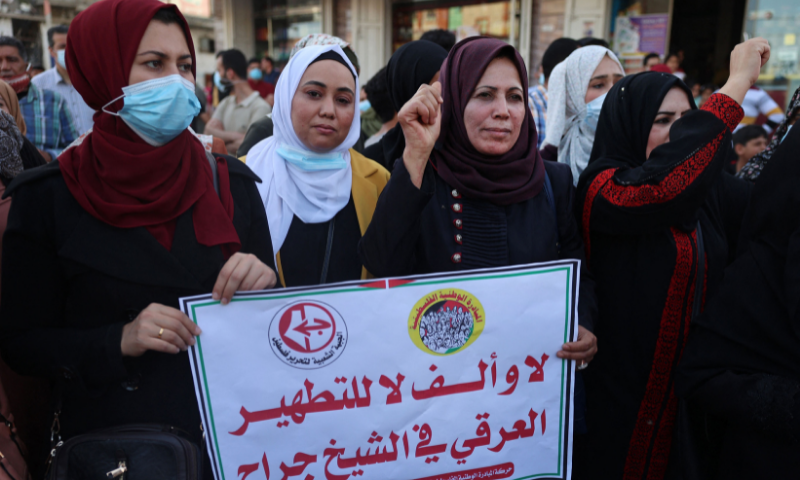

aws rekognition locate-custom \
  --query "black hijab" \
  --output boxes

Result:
[574,71,735,233]
[577,71,697,193]
[678,124,800,393]
[386,40,449,112]
[363,40,448,169]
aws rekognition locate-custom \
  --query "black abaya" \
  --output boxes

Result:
[573,72,750,480]
[279,196,363,287]
[675,122,800,479]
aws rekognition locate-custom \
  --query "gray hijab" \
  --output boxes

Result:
[0,110,23,179]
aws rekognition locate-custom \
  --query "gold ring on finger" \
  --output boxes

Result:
[158,327,164,339]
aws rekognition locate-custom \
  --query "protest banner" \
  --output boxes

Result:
[182,260,580,480]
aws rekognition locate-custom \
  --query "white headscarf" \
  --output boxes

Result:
[246,44,361,257]
[543,46,623,184]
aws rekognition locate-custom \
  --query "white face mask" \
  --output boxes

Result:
[583,92,607,131]
[56,50,66,69]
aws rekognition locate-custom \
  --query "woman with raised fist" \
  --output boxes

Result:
[358,37,599,409]
[573,38,770,479]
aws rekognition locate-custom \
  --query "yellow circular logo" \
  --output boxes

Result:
[408,289,485,356]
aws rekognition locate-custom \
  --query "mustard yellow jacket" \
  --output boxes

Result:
[242,149,390,286]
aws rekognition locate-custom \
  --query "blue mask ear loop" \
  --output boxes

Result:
[101,92,126,117]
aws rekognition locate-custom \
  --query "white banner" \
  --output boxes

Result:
[183,261,580,480]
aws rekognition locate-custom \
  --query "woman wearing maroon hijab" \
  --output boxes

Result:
[0,0,276,472]
[359,37,598,386]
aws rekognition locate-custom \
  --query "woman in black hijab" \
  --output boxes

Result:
[362,40,448,170]
[675,124,800,479]
[572,39,768,480]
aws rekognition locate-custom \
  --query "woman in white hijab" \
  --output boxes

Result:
[246,44,390,287]
[542,46,624,185]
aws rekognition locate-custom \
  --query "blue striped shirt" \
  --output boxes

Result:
[32,67,95,135]
[528,85,548,149]
[19,83,80,160]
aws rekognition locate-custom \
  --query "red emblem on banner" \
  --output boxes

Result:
[269,301,348,369]
[278,303,337,353]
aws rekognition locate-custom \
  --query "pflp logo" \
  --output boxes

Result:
[269,301,347,369]
[408,289,485,355]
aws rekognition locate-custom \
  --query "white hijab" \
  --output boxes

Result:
[246,45,361,257]
[543,46,623,184]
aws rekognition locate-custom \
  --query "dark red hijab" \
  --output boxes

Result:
[432,37,544,205]
[59,0,240,256]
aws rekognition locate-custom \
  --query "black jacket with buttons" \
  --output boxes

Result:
[359,159,597,331]
[0,157,275,446]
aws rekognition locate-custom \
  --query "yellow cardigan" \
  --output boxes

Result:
[241,149,390,287]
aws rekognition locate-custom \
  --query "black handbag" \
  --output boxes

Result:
[47,424,203,480]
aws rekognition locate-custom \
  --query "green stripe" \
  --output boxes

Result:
[192,305,227,480]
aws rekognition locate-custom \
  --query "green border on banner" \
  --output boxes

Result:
[188,265,576,480]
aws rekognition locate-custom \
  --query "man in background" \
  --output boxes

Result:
[260,56,280,86]
[247,57,274,106]
[204,49,271,155]
[731,125,768,173]
[32,24,95,135]
[529,38,580,149]
[0,36,78,162]
[642,52,661,70]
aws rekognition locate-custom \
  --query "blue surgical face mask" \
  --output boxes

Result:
[56,49,66,69]
[248,68,263,81]
[359,99,371,112]
[539,73,545,86]
[583,92,607,131]
[277,144,348,171]
[214,71,229,93]
[102,74,201,147]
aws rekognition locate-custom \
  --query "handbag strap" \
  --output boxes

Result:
[319,219,335,285]
[692,222,705,320]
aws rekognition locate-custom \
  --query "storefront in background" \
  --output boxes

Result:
[610,0,672,74]
[248,0,531,84]
[391,0,532,65]
[253,0,323,66]
[744,0,800,110]
[606,0,798,110]
[250,0,384,80]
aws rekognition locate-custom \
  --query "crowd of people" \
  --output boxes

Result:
[0,0,798,479]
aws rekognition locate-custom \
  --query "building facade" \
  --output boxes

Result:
[3,0,796,108]
[237,0,798,106]
[1,0,219,88]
